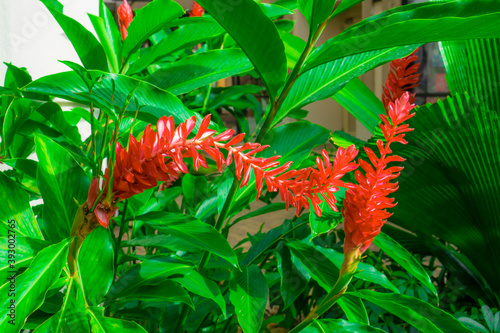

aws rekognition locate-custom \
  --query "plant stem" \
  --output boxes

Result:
[114,200,129,271]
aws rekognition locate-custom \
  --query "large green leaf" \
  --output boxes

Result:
[229,265,268,333]
[127,18,225,74]
[196,0,287,100]
[286,240,339,291]
[347,290,473,333]
[373,232,437,297]
[0,172,43,239]
[139,216,238,267]
[276,244,309,308]
[387,93,500,304]
[121,0,184,64]
[105,256,193,302]
[302,318,385,333]
[275,45,417,125]
[0,238,72,333]
[298,0,338,38]
[88,14,119,73]
[303,1,500,72]
[173,270,226,315]
[3,98,40,151]
[87,307,148,333]
[33,279,90,333]
[23,71,200,127]
[78,227,114,306]
[144,49,253,95]
[337,293,369,325]
[440,38,500,115]
[35,135,89,243]
[0,237,48,284]
[333,78,386,134]
[124,280,193,308]
[40,0,108,71]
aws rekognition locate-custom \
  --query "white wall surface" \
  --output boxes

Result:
[0,0,99,80]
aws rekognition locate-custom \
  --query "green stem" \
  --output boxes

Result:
[98,115,110,174]
[114,200,129,271]
[90,94,98,177]
[175,302,190,333]
[197,178,240,272]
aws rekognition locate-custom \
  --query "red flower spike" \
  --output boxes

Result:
[342,92,415,256]
[117,0,133,41]
[188,1,205,17]
[382,49,420,111]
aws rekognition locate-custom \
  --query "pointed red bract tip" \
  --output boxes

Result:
[188,1,205,17]
[118,0,133,41]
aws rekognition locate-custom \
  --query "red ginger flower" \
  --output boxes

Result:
[86,115,359,228]
[342,92,415,258]
[188,1,205,17]
[118,0,133,41]
[382,49,420,110]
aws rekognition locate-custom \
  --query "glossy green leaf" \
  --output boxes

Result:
[78,227,114,306]
[0,238,72,333]
[141,217,238,267]
[87,307,148,333]
[122,0,184,63]
[0,172,43,239]
[334,0,366,17]
[99,0,122,69]
[260,121,330,168]
[232,203,287,225]
[24,71,200,128]
[302,318,385,333]
[122,234,198,253]
[315,245,400,293]
[33,279,90,333]
[196,0,287,100]
[229,265,268,333]
[458,318,489,333]
[0,237,48,284]
[145,49,253,95]
[173,270,226,316]
[36,102,82,146]
[304,1,500,72]
[286,240,339,291]
[279,30,307,69]
[3,98,40,150]
[275,45,417,125]
[105,256,193,302]
[333,77,386,133]
[276,244,309,308]
[347,290,474,333]
[127,18,225,74]
[299,0,338,38]
[259,3,294,19]
[40,0,108,71]
[35,135,89,243]
[209,85,263,109]
[124,280,193,308]
[309,195,345,238]
[373,232,437,297]
[338,293,369,325]
[88,14,119,73]
[331,130,366,149]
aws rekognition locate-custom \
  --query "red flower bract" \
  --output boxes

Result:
[382,49,420,110]
[117,0,133,41]
[188,1,205,17]
[87,114,360,228]
[342,92,415,255]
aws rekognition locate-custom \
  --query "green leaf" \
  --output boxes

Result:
[24,71,200,128]
[124,280,193,308]
[140,217,238,268]
[127,18,225,74]
[3,98,40,150]
[260,121,330,168]
[0,172,43,239]
[457,318,489,333]
[229,265,268,333]
[173,270,226,316]
[232,203,287,225]
[88,14,119,73]
[209,84,263,110]
[196,0,287,100]
[314,245,400,293]
[35,135,89,243]
[122,0,184,63]
[259,3,294,19]
[87,307,148,333]
[144,49,253,95]
[286,240,339,291]
[334,0,366,17]
[304,1,500,72]
[338,293,369,325]
[0,238,72,333]
[36,102,82,146]
[78,227,114,306]
[182,174,208,213]
[0,237,48,284]
[302,318,385,333]
[33,279,90,333]
[275,46,417,125]
[40,0,108,71]
[373,232,437,297]
[299,0,338,38]
[309,196,345,238]
[333,77,386,133]
[99,0,122,68]
[347,290,474,333]
[276,244,309,308]
[331,130,366,149]
[105,256,193,302]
